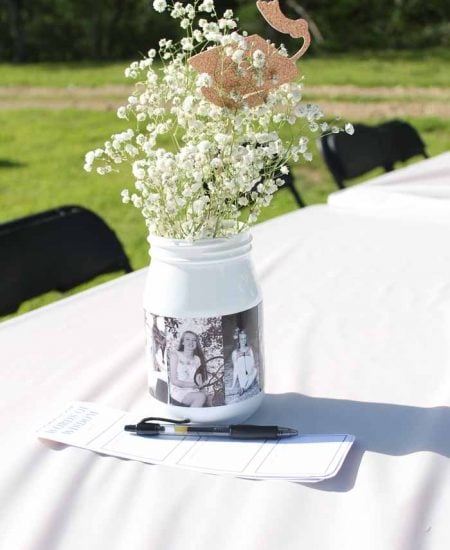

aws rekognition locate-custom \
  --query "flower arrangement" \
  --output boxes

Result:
[84,0,353,241]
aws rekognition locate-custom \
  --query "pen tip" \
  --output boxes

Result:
[124,425,136,432]
[278,427,298,437]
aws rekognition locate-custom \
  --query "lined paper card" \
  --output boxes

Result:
[37,402,354,482]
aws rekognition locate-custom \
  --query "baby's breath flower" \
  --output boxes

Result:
[199,0,214,13]
[345,123,355,135]
[121,189,130,203]
[279,44,288,57]
[294,104,306,117]
[185,4,195,19]
[214,133,231,145]
[131,193,143,208]
[192,29,203,43]
[85,151,95,164]
[85,0,351,240]
[124,68,138,79]
[211,157,223,169]
[252,49,265,69]
[171,2,185,19]
[181,37,194,51]
[153,0,167,13]
[196,72,212,87]
[231,49,244,64]
[198,140,211,153]
[219,18,237,30]
[203,22,220,41]
[117,106,127,119]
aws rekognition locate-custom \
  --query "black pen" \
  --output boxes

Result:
[124,417,298,440]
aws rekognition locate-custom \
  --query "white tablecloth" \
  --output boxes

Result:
[1,205,450,549]
[328,152,450,220]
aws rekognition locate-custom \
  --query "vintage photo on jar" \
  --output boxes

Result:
[146,312,226,408]
[145,312,170,403]
[222,304,264,405]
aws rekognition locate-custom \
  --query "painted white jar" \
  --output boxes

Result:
[143,232,264,423]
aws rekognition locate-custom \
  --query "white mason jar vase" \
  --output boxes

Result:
[144,232,264,423]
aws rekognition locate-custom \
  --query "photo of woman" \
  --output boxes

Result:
[151,316,167,373]
[231,329,258,395]
[222,304,263,405]
[169,331,208,407]
[146,313,169,403]
[146,311,255,408]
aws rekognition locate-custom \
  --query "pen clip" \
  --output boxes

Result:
[138,416,191,425]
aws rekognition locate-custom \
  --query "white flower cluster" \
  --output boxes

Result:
[85,0,353,241]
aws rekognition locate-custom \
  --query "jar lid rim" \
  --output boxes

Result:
[148,231,251,248]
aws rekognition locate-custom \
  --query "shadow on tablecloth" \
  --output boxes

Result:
[248,393,450,492]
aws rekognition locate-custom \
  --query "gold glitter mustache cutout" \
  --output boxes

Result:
[188,0,311,109]
[256,0,310,60]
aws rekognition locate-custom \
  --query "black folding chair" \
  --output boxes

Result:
[377,120,428,169]
[276,169,305,208]
[0,205,132,316]
[318,120,428,189]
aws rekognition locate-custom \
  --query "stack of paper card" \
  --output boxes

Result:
[37,402,355,482]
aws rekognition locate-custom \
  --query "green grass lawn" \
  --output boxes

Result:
[1,53,450,321]
[1,49,449,88]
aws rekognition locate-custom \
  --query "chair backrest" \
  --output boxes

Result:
[0,205,132,316]
[319,124,386,189]
[377,120,428,166]
[318,119,427,189]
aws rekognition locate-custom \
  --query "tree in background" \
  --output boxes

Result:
[1,0,178,62]
[3,0,26,62]
[1,0,449,62]
[237,0,450,52]
[297,0,450,51]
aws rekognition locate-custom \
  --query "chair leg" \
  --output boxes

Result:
[123,257,133,273]
[335,178,346,190]
[287,182,306,208]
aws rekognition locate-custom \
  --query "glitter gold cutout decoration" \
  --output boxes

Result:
[188,0,311,109]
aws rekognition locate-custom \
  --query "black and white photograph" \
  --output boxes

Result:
[146,306,263,407]
[145,312,169,403]
[146,313,226,407]
[222,304,264,405]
